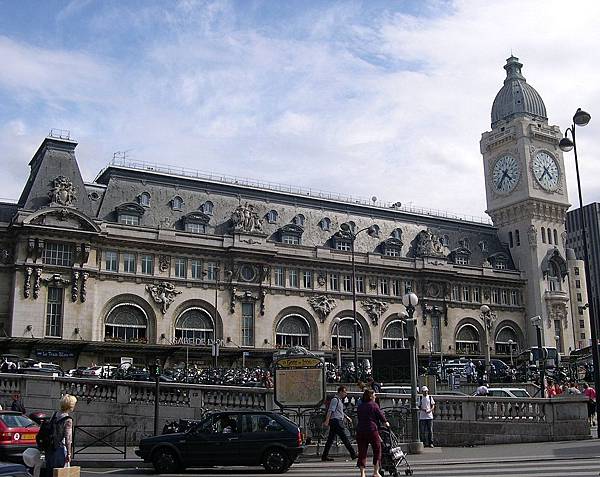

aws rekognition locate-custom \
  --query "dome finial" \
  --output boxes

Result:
[504,55,525,82]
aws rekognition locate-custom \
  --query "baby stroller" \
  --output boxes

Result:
[379,427,413,476]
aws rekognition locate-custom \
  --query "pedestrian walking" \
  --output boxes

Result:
[464,360,476,384]
[418,386,435,448]
[10,391,25,414]
[322,385,358,462]
[581,382,596,426]
[366,376,382,393]
[356,389,389,477]
[43,394,77,477]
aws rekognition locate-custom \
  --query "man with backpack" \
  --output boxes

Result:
[321,385,358,462]
[419,386,436,448]
[37,394,77,477]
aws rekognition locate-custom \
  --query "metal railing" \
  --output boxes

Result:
[73,425,127,459]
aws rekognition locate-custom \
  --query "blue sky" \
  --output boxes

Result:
[1,0,600,218]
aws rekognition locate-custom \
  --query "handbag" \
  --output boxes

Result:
[53,466,80,477]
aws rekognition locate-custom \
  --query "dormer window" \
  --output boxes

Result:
[171,196,184,210]
[381,237,403,257]
[479,240,488,252]
[183,211,210,234]
[202,201,214,215]
[449,242,472,266]
[319,217,331,231]
[293,214,305,226]
[115,203,145,226]
[440,234,450,247]
[460,238,470,250]
[138,192,151,207]
[488,252,510,270]
[332,231,352,251]
[266,210,279,224]
[279,224,304,245]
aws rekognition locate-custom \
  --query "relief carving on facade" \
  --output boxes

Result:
[422,303,445,326]
[159,255,171,273]
[49,176,76,207]
[0,248,11,264]
[41,273,71,288]
[317,274,326,287]
[307,295,337,323]
[231,202,263,233]
[146,282,181,314]
[414,229,445,257]
[72,271,80,302]
[548,302,568,328]
[81,272,89,302]
[360,298,388,325]
[33,268,42,299]
[231,288,266,315]
[528,224,537,247]
[75,243,91,266]
[24,267,32,298]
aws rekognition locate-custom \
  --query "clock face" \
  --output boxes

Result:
[492,155,521,194]
[533,152,560,191]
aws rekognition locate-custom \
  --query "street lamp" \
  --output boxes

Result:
[508,339,514,367]
[479,305,496,382]
[402,291,423,454]
[559,107,600,424]
[531,315,545,398]
[339,223,378,381]
[332,317,342,368]
[554,335,561,369]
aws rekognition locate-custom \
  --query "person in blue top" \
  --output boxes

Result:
[321,386,357,462]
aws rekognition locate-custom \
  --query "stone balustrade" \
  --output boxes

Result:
[0,373,590,447]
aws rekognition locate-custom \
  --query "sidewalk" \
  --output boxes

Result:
[73,431,600,469]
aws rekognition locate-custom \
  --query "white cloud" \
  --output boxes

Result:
[1,0,600,220]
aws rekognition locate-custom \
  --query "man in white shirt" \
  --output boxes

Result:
[418,386,435,448]
[464,360,476,383]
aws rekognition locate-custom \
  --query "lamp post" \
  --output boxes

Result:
[554,335,561,369]
[531,315,545,398]
[402,292,423,454]
[212,266,220,369]
[332,317,342,368]
[559,108,600,424]
[508,339,514,367]
[479,305,496,382]
[339,223,378,381]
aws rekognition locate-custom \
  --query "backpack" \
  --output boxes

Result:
[36,413,70,451]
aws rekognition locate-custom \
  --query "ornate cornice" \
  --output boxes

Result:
[488,199,569,226]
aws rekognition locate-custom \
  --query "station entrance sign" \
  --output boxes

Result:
[273,349,325,408]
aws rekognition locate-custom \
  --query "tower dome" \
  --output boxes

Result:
[491,56,547,127]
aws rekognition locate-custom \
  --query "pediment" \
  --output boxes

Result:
[184,211,211,224]
[22,207,101,233]
[115,202,145,216]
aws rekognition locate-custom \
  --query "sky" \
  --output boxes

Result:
[1,0,600,220]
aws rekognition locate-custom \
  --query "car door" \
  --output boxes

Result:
[201,413,242,466]
[179,416,218,466]
[237,413,289,466]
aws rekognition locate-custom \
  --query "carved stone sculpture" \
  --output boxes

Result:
[72,271,80,302]
[414,229,445,257]
[360,298,389,325]
[24,267,32,298]
[41,273,71,288]
[159,255,171,273]
[548,302,568,328]
[81,272,89,302]
[0,248,10,264]
[307,295,337,323]
[231,288,266,315]
[49,176,76,207]
[528,224,537,247]
[231,202,263,233]
[146,281,181,314]
[33,268,42,299]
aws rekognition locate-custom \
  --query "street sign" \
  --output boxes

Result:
[273,350,325,409]
[452,373,461,390]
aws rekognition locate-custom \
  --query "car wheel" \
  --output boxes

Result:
[152,447,181,474]
[262,447,290,473]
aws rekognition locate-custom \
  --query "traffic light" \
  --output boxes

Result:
[150,360,161,377]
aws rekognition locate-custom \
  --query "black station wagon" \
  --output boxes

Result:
[136,411,304,473]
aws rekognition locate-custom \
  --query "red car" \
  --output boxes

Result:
[0,411,39,461]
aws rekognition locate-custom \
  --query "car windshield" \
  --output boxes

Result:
[0,414,36,428]
[510,390,530,397]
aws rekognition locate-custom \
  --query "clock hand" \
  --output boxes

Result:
[540,168,549,180]
[498,171,508,188]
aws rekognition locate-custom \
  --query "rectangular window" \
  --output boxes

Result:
[510,290,518,306]
[191,260,202,279]
[577,292,583,302]
[451,285,460,301]
[275,267,285,287]
[105,251,118,272]
[404,280,413,294]
[462,286,470,302]
[45,286,63,338]
[581,333,586,340]
[282,235,300,245]
[242,303,255,347]
[329,273,339,291]
[379,278,389,295]
[206,262,218,281]
[473,287,481,303]
[123,252,136,274]
[302,271,313,289]
[579,307,584,315]
[141,255,154,275]
[384,248,399,257]
[575,267,580,275]
[342,275,352,292]
[455,256,468,265]
[576,279,581,288]
[356,276,365,294]
[501,289,508,305]
[289,269,299,288]
[431,314,441,352]
[492,289,500,304]
[43,242,74,266]
[392,279,401,296]
[174,258,187,278]
[336,241,351,251]
[580,319,585,328]
[185,223,205,234]
[119,214,139,226]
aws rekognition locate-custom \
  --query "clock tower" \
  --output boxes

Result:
[481,56,576,352]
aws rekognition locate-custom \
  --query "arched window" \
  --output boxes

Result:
[495,326,518,355]
[138,192,151,207]
[553,229,559,246]
[392,228,402,240]
[319,217,331,231]
[266,210,279,224]
[515,230,520,246]
[382,320,407,349]
[440,234,450,247]
[276,315,310,349]
[548,260,562,291]
[293,214,305,226]
[462,238,470,250]
[547,228,553,245]
[171,196,184,210]
[456,324,480,354]
[332,318,364,351]
[541,227,546,243]
[479,240,488,252]
[202,201,214,215]
[175,308,214,342]
[105,304,147,343]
